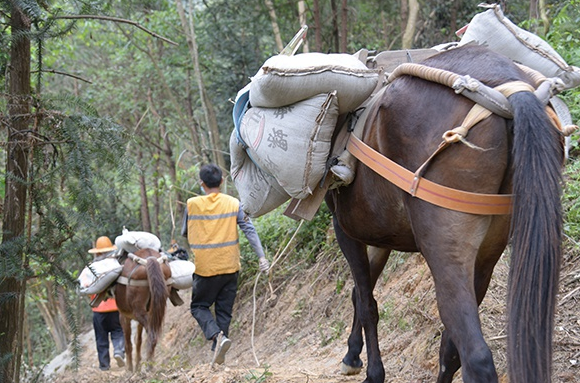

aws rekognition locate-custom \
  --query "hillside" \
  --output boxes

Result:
[46,239,579,383]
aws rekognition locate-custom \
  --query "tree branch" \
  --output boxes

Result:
[55,15,178,46]
[32,69,92,84]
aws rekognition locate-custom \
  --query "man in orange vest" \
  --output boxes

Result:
[182,164,270,365]
[88,236,125,371]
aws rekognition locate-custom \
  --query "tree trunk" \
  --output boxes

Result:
[176,0,225,169]
[31,282,68,353]
[297,1,310,53]
[331,0,339,52]
[539,0,549,36]
[264,0,284,52]
[529,0,539,33]
[402,0,419,49]
[0,6,32,383]
[313,0,322,52]
[137,150,152,232]
[340,0,348,52]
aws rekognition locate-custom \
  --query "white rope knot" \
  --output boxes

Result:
[452,75,480,94]
[443,126,468,143]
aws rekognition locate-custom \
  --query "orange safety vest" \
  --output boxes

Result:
[186,193,241,277]
[91,296,118,313]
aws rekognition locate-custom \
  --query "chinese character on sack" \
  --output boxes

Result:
[268,128,288,151]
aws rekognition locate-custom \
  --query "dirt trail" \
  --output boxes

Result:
[47,248,580,383]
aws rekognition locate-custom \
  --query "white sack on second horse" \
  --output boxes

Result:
[115,229,196,290]
[114,228,162,253]
[239,92,339,201]
[78,258,122,295]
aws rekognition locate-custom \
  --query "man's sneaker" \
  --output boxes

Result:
[114,353,125,368]
[211,332,231,365]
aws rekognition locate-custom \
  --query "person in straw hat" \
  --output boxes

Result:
[87,236,125,371]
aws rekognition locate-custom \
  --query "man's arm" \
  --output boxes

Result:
[181,207,188,238]
[237,208,266,258]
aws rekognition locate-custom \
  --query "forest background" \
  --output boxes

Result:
[1,0,580,382]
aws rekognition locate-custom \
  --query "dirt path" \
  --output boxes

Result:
[47,249,580,383]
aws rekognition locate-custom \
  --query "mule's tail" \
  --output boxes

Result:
[508,91,563,383]
[146,257,168,358]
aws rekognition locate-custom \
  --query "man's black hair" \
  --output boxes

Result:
[200,164,222,188]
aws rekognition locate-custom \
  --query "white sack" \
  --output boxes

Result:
[459,5,580,89]
[78,258,122,295]
[230,130,290,217]
[249,53,379,114]
[115,229,161,253]
[239,92,339,199]
[169,260,196,290]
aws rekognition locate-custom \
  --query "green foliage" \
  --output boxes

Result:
[546,0,580,128]
[243,365,272,383]
[563,157,580,245]
[238,202,332,286]
[318,319,345,347]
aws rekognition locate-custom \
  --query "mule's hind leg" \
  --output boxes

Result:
[436,216,509,383]
[409,208,499,383]
[341,246,391,376]
[119,315,133,371]
[333,218,385,383]
[136,323,144,371]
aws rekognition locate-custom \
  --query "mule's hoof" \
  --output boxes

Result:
[340,362,363,375]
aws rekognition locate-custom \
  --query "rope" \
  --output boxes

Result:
[250,219,305,367]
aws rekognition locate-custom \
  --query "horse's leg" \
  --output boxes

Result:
[119,315,133,372]
[411,209,498,383]
[333,217,384,383]
[341,246,391,376]
[436,216,509,383]
[135,322,144,371]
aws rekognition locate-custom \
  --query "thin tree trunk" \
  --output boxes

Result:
[539,0,549,36]
[137,150,152,232]
[32,286,68,352]
[402,0,419,49]
[264,0,284,52]
[176,0,225,169]
[331,0,339,52]
[313,0,322,52]
[153,144,161,237]
[297,1,310,53]
[0,6,31,383]
[529,0,539,33]
[340,0,348,52]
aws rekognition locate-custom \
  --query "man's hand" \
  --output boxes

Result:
[259,257,270,272]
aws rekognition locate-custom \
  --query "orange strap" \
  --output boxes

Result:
[346,134,512,215]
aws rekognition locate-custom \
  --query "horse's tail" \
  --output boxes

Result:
[507,91,563,383]
[145,256,168,357]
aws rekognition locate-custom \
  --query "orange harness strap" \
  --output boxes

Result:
[346,134,513,215]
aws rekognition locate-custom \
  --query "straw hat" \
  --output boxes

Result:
[88,236,117,254]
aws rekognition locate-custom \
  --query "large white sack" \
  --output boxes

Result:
[78,258,122,295]
[115,229,161,253]
[239,92,339,199]
[230,130,290,217]
[459,5,580,89]
[249,53,380,114]
[168,259,195,290]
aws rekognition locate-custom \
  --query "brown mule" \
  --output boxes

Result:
[114,248,171,372]
[327,45,563,383]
